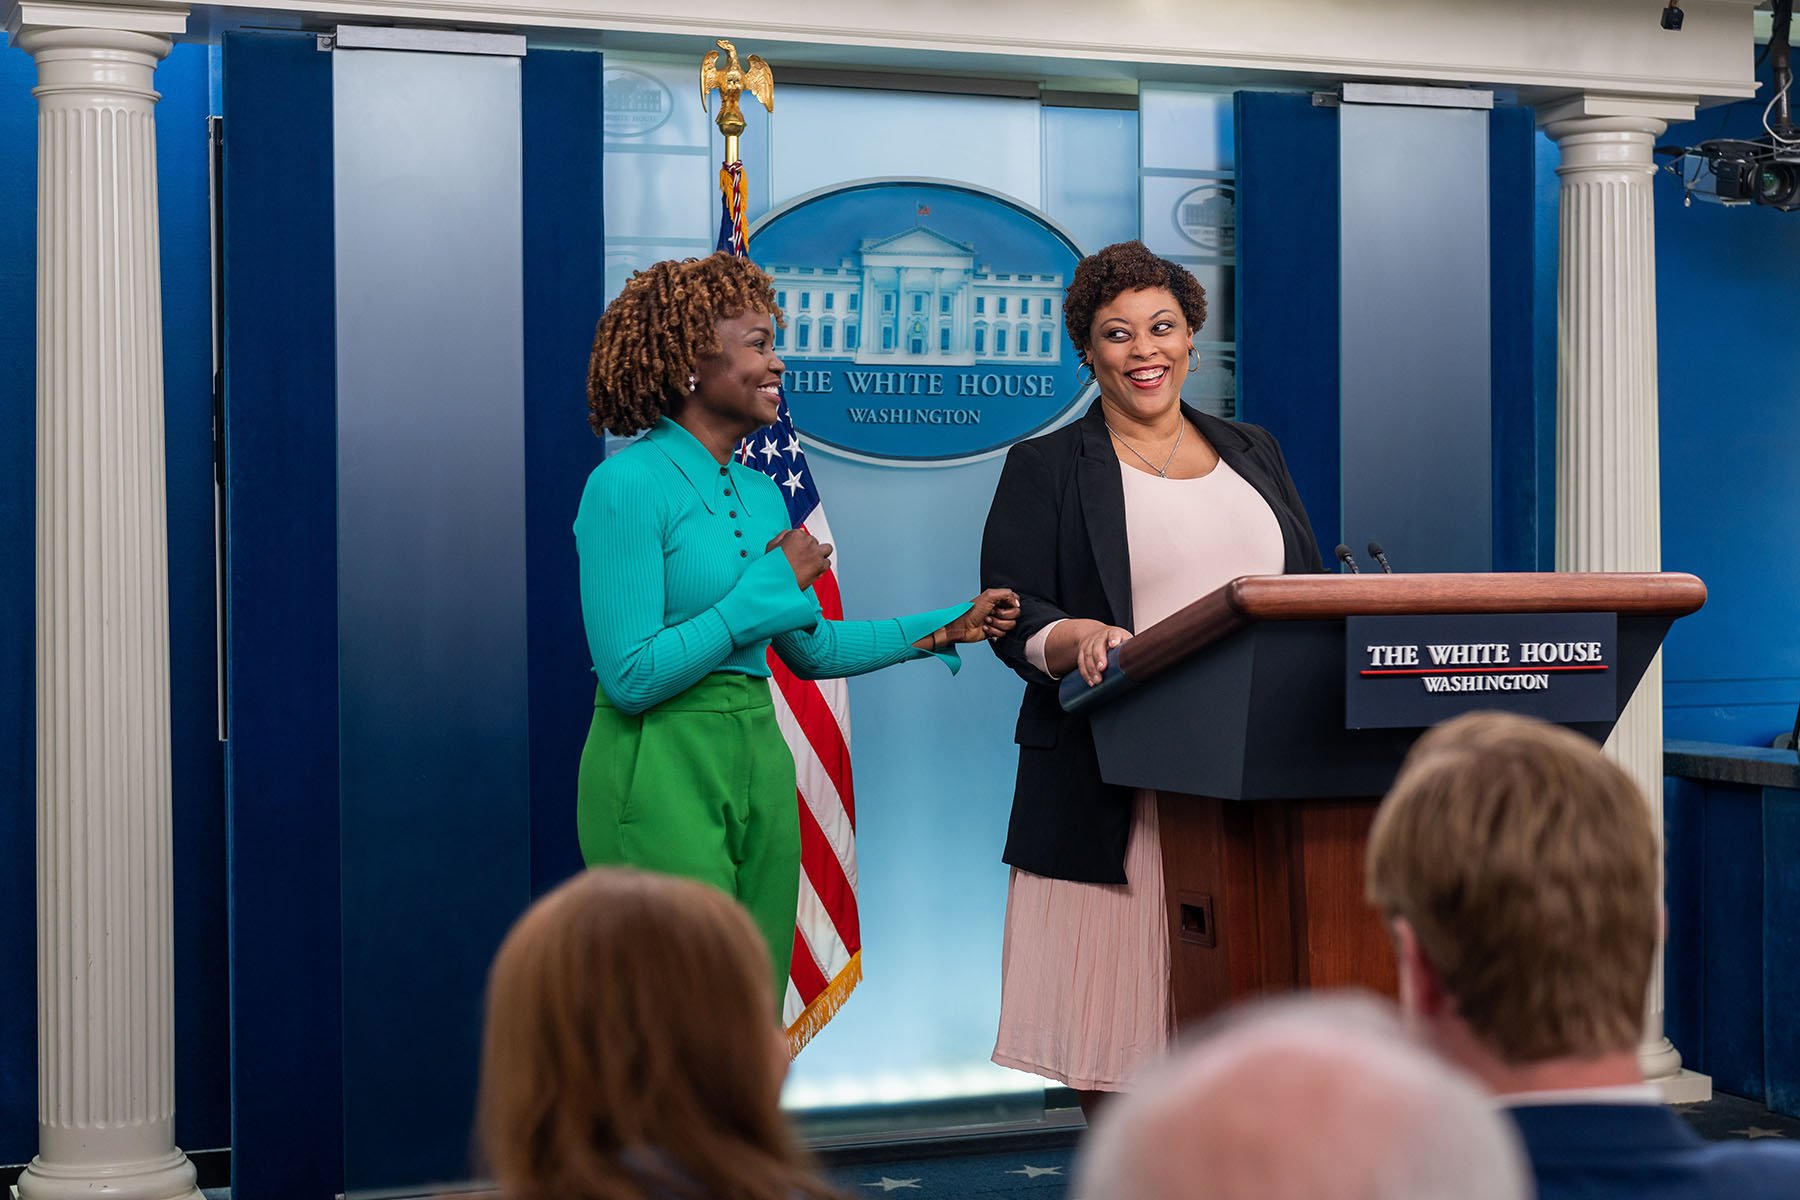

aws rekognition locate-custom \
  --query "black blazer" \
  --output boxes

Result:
[979,400,1325,884]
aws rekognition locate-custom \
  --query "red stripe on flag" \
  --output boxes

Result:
[811,563,846,622]
[789,926,829,1000]
[797,782,862,954]
[771,659,857,828]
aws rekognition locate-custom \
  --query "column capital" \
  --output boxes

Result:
[3,1,187,38]
[1538,91,1696,136]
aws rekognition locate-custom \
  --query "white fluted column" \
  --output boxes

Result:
[1544,96,1710,1104]
[5,2,200,1197]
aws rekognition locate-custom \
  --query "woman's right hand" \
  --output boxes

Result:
[1075,624,1133,687]
[767,529,834,591]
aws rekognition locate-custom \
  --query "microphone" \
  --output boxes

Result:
[1367,541,1393,574]
[1334,544,1360,574]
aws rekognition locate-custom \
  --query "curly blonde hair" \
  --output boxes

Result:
[586,253,785,437]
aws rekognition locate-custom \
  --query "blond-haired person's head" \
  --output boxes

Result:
[1076,993,1530,1200]
[476,868,838,1200]
[1365,711,1659,1088]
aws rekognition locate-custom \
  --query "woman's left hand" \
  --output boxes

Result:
[942,588,1021,645]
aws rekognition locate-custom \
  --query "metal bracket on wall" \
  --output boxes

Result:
[1340,82,1495,110]
[332,26,528,57]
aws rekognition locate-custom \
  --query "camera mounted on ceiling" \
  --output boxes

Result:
[1655,0,1800,210]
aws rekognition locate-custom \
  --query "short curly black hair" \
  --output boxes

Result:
[1062,241,1207,364]
[586,252,785,437]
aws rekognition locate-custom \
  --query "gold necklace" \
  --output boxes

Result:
[1106,420,1184,478]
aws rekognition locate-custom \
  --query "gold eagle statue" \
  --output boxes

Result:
[700,38,774,137]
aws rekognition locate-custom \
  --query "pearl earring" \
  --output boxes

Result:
[687,374,697,392]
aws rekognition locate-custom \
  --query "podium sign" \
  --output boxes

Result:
[1345,611,1617,729]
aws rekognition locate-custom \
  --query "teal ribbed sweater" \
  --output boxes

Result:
[575,418,968,715]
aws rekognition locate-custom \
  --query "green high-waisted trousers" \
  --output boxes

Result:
[577,673,799,999]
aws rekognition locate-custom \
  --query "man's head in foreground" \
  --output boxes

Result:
[1365,711,1659,1092]
[1076,993,1529,1200]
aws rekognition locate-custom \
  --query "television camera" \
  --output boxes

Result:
[1656,0,1800,210]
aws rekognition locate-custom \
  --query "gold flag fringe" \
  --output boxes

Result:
[786,951,862,1059]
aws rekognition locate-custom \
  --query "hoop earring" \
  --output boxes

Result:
[1187,347,1200,372]
[1075,360,1094,388]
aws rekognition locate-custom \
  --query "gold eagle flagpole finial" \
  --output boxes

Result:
[700,37,774,166]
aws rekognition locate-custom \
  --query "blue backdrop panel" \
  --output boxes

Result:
[0,32,40,1165]
[1529,131,1560,571]
[1663,774,1706,1073]
[220,30,342,1200]
[332,46,532,1190]
[1339,102,1491,572]
[1657,71,1800,745]
[1488,106,1540,572]
[156,42,232,1155]
[1700,782,1765,1098]
[1767,791,1800,1116]
[1665,773,1800,1114]
[1234,91,1338,553]
[522,49,602,897]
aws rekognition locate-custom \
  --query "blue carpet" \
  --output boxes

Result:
[824,1092,1800,1199]
[828,1145,1077,1198]
[14,1093,1798,1200]
[1678,1091,1800,1141]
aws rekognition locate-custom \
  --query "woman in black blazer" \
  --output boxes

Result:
[980,241,1323,1112]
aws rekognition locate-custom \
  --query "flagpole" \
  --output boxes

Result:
[701,37,772,249]
[701,42,868,1059]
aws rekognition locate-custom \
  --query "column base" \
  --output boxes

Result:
[1639,1031,1682,1080]
[18,1149,202,1200]
[1652,1067,1714,1105]
[1641,1032,1711,1104]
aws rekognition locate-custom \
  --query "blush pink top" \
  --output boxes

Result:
[1023,457,1285,673]
[995,458,1286,1091]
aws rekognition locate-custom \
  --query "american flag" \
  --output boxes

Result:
[720,163,863,1054]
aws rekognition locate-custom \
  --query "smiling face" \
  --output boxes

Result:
[686,310,786,436]
[1086,286,1192,423]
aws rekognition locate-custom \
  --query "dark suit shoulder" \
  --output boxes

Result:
[1695,1139,1800,1194]
[1191,409,1275,452]
[1513,1104,1800,1200]
[1006,420,1084,467]
[1230,417,1280,447]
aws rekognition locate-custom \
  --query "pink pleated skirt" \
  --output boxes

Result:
[991,790,1172,1091]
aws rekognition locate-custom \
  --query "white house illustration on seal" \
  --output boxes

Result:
[766,225,1064,367]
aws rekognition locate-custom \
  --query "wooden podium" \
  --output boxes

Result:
[1062,571,1707,1027]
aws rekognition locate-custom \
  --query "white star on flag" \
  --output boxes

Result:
[780,469,804,495]
[861,1178,922,1192]
[783,434,801,458]
[1734,1126,1789,1139]
[1006,1165,1064,1178]
[761,437,779,461]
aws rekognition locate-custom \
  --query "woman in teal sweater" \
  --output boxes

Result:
[576,252,1017,999]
